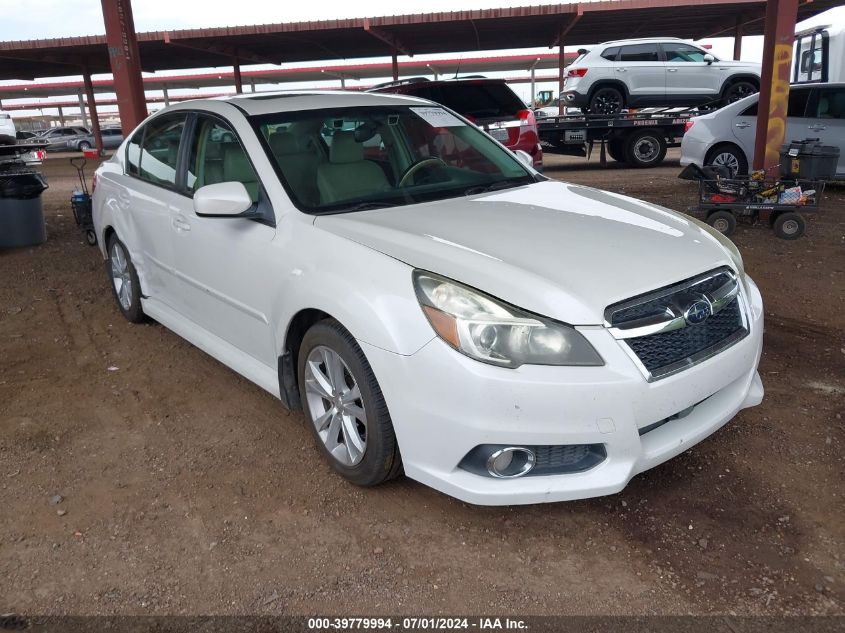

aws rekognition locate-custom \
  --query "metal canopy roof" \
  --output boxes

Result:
[0,0,840,81]
[0,53,575,100]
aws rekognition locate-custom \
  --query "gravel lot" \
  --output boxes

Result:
[0,149,842,616]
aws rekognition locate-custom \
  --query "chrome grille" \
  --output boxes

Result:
[605,268,748,381]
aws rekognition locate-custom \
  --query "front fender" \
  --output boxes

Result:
[271,225,436,357]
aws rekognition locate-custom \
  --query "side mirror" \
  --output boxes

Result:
[703,53,715,65]
[514,149,534,169]
[193,181,253,218]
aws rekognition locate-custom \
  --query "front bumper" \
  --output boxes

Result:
[362,275,764,506]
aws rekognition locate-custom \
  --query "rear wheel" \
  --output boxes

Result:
[772,212,805,240]
[106,234,145,323]
[723,80,758,105]
[624,130,667,168]
[606,139,625,163]
[706,210,737,236]
[297,319,402,487]
[705,143,748,178]
[588,86,624,115]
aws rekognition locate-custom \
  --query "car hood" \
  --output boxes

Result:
[315,180,739,325]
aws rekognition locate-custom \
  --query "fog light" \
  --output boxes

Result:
[486,447,535,478]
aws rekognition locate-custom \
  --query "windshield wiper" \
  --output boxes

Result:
[331,201,399,213]
[464,179,530,196]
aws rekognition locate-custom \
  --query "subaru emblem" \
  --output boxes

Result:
[684,298,711,326]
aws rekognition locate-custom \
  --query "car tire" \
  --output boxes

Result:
[297,318,402,487]
[624,130,667,168]
[78,141,92,151]
[722,80,758,105]
[705,143,748,178]
[106,234,146,323]
[606,139,626,163]
[588,86,624,115]
[706,210,737,236]
[772,212,805,240]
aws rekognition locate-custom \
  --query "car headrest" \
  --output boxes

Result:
[269,131,300,155]
[330,131,364,164]
[223,144,255,182]
[818,96,830,115]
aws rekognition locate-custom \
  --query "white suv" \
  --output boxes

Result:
[563,38,761,115]
[92,91,764,506]
[0,112,16,145]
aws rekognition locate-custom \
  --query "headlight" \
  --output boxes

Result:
[413,271,603,368]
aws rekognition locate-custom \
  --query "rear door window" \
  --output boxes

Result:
[618,44,660,62]
[787,89,811,117]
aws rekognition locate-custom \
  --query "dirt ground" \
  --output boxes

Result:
[0,149,842,616]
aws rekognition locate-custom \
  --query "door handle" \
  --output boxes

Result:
[667,68,678,72]
[735,122,751,129]
[172,217,191,232]
[616,68,627,72]
[808,124,826,131]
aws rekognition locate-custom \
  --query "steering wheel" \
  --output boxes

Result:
[397,157,448,187]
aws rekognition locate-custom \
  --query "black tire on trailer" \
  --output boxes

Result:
[706,210,737,236]
[606,139,626,163]
[722,80,759,106]
[588,86,625,115]
[772,212,805,240]
[624,129,667,168]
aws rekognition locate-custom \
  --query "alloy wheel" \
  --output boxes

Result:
[728,84,756,102]
[110,242,133,310]
[592,89,622,115]
[303,345,368,467]
[712,152,740,176]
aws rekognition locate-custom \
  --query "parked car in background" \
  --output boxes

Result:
[681,82,845,179]
[38,126,93,151]
[562,38,761,115]
[83,127,125,150]
[368,77,543,169]
[92,91,764,505]
[0,112,16,145]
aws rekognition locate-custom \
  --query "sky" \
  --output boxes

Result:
[2,0,844,120]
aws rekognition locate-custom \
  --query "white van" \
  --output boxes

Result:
[0,112,16,145]
[793,24,845,84]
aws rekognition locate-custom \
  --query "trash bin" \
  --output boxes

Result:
[0,170,49,248]
[779,138,840,181]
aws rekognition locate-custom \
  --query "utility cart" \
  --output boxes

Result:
[694,174,823,240]
[70,157,96,245]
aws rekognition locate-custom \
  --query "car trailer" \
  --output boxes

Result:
[537,107,696,168]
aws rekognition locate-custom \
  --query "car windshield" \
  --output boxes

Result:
[251,105,535,214]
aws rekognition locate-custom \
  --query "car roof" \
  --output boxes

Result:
[173,90,435,117]
[598,37,686,46]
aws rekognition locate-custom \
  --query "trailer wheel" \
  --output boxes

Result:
[772,212,805,240]
[606,139,626,163]
[625,130,667,168]
[706,210,737,236]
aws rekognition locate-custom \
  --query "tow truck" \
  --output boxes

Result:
[537,106,696,168]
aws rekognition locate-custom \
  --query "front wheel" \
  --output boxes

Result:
[298,319,402,487]
[78,141,92,151]
[106,234,145,323]
[706,210,737,236]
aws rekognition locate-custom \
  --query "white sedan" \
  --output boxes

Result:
[681,82,845,178]
[93,91,764,506]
